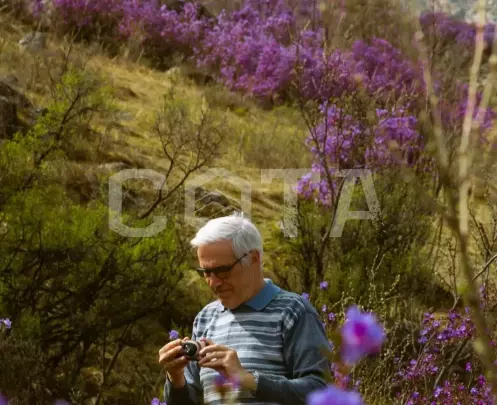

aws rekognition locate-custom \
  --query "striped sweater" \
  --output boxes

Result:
[164,279,331,405]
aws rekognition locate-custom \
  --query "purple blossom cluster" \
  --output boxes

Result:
[119,0,209,56]
[294,35,496,206]
[392,306,497,404]
[49,0,125,30]
[28,1,497,180]
[192,2,299,98]
[402,376,493,405]
[420,11,497,51]
[28,0,497,108]
[301,281,497,404]
[295,104,424,205]
[349,38,424,101]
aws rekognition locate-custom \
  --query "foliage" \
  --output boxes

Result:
[0,64,209,404]
[2,0,497,404]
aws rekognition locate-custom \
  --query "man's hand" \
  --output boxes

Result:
[197,338,257,392]
[158,337,191,387]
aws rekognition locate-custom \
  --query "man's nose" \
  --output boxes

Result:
[207,274,223,288]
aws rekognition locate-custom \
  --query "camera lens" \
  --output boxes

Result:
[182,341,199,359]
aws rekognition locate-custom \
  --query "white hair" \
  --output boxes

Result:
[190,212,263,272]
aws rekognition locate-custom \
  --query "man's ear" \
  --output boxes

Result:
[251,250,260,265]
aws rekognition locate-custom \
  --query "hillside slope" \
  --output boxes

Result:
[0,13,313,241]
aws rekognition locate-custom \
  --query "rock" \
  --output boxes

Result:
[18,31,47,52]
[0,81,33,110]
[192,187,240,218]
[195,187,231,207]
[34,107,48,117]
[114,86,138,100]
[97,162,131,174]
[0,221,7,235]
[0,74,19,87]
[0,96,20,139]
[0,81,44,133]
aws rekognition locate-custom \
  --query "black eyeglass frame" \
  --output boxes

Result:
[196,252,250,279]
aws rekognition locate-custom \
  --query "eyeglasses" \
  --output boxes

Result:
[196,253,249,279]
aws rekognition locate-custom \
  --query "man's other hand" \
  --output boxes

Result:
[197,338,256,392]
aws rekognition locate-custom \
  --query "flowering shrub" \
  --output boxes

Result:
[192,3,298,99]
[420,11,496,52]
[299,281,497,405]
[293,37,496,207]
[390,295,497,405]
[305,303,386,405]
[119,0,210,60]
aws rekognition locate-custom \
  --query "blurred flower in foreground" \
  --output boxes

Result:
[151,398,167,405]
[340,305,385,365]
[169,330,179,340]
[307,384,363,405]
[0,392,8,405]
[0,319,11,329]
[213,372,240,400]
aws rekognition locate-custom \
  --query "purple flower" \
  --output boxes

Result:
[319,281,329,290]
[213,372,240,394]
[150,399,166,405]
[169,330,179,340]
[214,373,229,388]
[321,305,327,313]
[306,384,363,405]
[0,393,7,405]
[340,305,385,365]
[302,292,310,300]
[328,312,336,322]
[0,319,10,329]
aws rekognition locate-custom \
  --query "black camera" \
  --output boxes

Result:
[179,340,207,361]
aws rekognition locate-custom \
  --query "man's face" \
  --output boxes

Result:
[197,240,257,309]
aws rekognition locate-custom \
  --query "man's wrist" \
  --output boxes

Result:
[167,372,186,388]
[239,370,258,392]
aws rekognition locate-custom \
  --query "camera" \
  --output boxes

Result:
[179,340,207,361]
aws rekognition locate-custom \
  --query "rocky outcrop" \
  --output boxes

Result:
[0,80,32,110]
[0,96,20,139]
[18,31,48,52]
[0,79,46,139]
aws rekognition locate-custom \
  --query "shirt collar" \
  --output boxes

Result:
[218,278,281,312]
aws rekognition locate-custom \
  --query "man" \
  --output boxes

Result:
[159,212,331,405]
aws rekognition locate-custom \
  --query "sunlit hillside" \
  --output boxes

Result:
[1,0,497,404]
